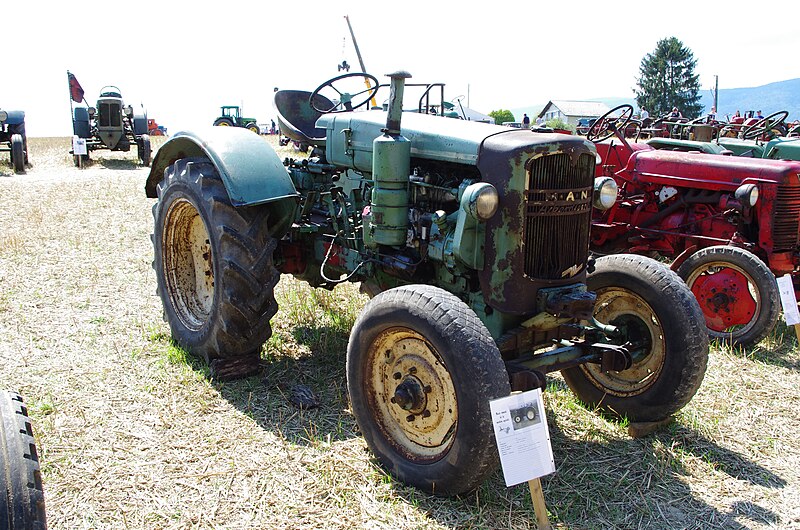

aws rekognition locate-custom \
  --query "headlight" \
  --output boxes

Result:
[462,182,499,221]
[0,110,7,122]
[593,176,618,210]
[125,105,133,116]
[88,107,96,117]
[735,183,758,207]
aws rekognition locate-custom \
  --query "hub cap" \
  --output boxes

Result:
[365,327,457,461]
[684,262,759,333]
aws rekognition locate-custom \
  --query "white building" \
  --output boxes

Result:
[538,100,611,126]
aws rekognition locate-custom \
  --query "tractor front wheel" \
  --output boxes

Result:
[138,135,152,167]
[246,123,260,134]
[11,134,25,174]
[152,157,279,378]
[562,254,708,422]
[676,246,779,348]
[347,285,511,496]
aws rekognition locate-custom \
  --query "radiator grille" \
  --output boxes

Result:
[773,184,800,251]
[524,153,595,279]
[99,103,121,127]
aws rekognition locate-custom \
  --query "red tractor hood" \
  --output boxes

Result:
[625,149,800,190]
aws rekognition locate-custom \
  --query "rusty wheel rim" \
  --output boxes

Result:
[162,198,214,331]
[581,287,665,396]
[365,327,457,462]
[684,260,760,335]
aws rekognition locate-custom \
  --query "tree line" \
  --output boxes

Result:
[491,37,702,123]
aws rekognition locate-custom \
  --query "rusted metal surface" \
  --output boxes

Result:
[365,327,457,461]
[477,131,597,314]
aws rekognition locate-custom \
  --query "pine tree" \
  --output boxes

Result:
[635,37,702,119]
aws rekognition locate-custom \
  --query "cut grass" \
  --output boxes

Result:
[1,136,799,528]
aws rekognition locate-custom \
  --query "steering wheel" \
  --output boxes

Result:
[309,72,380,113]
[587,104,634,142]
[741,110,789,140]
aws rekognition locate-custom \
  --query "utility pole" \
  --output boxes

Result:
[713,75,719,111]
[344,15,377,108]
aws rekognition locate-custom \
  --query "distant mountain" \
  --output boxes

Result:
[508,78,800,122]
[701,78,800,121]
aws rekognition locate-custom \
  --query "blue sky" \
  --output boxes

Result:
[9,0,800,136]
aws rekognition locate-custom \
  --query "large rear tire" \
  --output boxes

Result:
[152,157,279,369]
[562,255,709,422]
[1,391,47,530]
[347,285,511,496]
[676,246,779,348]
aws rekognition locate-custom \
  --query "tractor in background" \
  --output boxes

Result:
[148,118,168,136]
[0,107,28,173]
[145,72,709,496]
[71,85,151,166]
[646,110,800,161]
[589,104,800,348]
[213,105,260,134]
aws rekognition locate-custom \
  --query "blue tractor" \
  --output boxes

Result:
[0,107,28,173]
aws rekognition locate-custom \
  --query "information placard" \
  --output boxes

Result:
[72,136,87,156]
[490,388,555,487]
[777,274,800,326]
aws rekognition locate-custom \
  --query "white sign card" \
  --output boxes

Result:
[489,388,555,487]
[72,136,87,156]
[776,274,800,325]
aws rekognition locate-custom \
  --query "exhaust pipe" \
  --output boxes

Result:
[369,71,412,247]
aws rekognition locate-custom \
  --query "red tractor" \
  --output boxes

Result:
[589,104,800,347]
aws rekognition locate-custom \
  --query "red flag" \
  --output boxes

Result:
[68,71,85,103]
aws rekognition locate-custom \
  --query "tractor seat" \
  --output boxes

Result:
[273,90,333,147]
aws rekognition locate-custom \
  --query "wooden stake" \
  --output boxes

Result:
[794,323,800,343]
[527,477,551,530]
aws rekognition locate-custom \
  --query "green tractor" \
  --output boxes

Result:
[145,71,709,496]
[213,105,260,134]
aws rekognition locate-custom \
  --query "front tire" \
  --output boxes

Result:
[676,246,779,348]
[11,134,25,174]
[347,285,511,496]
[562,255,709,422]
[138,135,152,167]
[1,391,47,530]
[152,157,279,365]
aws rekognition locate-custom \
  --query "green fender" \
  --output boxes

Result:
[145,127,299,237]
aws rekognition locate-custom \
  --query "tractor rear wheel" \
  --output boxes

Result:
[213,118,234,127]
[676,246,779,348]
[562,255,708,422]
[152,157,279,378]
[10,134,25,174]
[1,391,47,530]
[138,135,152,167]
[347,285,511,496]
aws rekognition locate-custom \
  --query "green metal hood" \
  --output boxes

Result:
[319,111,524,172]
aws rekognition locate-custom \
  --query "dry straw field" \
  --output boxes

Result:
[2,136,800,529]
